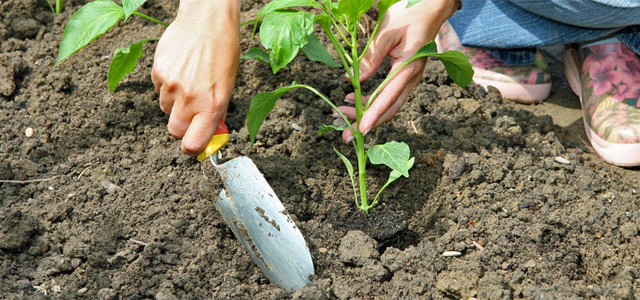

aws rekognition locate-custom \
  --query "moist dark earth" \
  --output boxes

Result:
[2,0,640,299]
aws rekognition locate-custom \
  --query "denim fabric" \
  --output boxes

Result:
[449,0,640,65]
[618,26,640,55]
[488,48,537,66]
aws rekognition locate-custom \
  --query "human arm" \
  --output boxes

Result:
[337,0,459,142]
[151,0,240,155]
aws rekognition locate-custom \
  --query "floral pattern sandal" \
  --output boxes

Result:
[436,21,552,103]
[564,38,640,166]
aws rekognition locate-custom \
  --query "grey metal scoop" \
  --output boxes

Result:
[205,155,314,292]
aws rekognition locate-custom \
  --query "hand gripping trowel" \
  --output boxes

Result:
[197,120,314,292]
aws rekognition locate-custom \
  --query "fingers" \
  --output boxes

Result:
[344,94,368,105]
[167,110,190,139]
[162,84,193,139]
[341,122,357,143]
[151,68,162,93]
[337,59,425,143]
[339,91,408,143]
[335,106,357,120]
[159,83,229,156]
[358,61,420,132]
[359,43,386,82]
[181,110,223,156]
[158,83,174,114]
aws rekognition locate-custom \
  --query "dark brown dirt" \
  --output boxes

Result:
[1,0,640,299]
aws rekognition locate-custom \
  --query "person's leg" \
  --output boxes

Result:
[507,0,640,56]
[449,0,638,51]
[563,36,640,166]
[443,0,640,166]
[509,0,640,166]
[437,21,552,103]
[508,0,640,29]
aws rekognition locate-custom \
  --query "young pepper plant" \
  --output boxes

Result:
[246,0,473,213]
[56,0,167,92]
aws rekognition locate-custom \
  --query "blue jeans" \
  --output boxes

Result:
[449,0,640,65]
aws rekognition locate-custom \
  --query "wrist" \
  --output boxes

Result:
[177,0,240,24]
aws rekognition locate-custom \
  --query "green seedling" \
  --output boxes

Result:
[246,0,473,213]
[56,0,167,92]
[46,0,64,14]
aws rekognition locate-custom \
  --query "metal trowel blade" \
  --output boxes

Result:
[210,156,314,292]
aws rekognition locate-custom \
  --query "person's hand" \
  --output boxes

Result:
[337,0,458,142]
[151,0,240,155]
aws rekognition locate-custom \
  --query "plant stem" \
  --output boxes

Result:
[320,22,352,71]
[132,12,168,27]
[55,0,62,14]
[46,0,55,13]
[359,19,382,61]
[350,27,370,213]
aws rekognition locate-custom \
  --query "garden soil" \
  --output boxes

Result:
[1,0,640,299]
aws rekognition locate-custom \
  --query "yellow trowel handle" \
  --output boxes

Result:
[197,119,229,162]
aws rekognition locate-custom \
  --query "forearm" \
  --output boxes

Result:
[413,0,459,26]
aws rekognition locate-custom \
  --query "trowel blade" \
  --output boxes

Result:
[210,156,314,292]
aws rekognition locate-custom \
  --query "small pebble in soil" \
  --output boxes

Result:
[554,156,570,165]
[442,251,462,257]
[25,127,34,138]
[101,180,118,194]
[448,157,465,180]
[291,122,302,131]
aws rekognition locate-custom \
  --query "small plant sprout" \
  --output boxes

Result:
[46,0,64,14]
[246,0,473,213]
[56,0,167,92]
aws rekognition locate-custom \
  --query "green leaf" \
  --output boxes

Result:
[253,0,321,36]
[107,39,146,93]
[301,33,340,67]
[368,141,412,177]
[372,157,414,206]
[334,147,358,206]
[122,0,146,20]
[241,47,271,64]
[337,0,375,25]
[409,41,473,88]
[321,0,340,16]
[247,82,301,145]
[406,0,423,8]
[57,0,125,64]
[388,157,414,180]
[334,148,354,178]
[318,123,347,135]
[260,10,315,73]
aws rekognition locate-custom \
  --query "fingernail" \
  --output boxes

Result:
[332,112,341,118]
[344,98,354,104]
[363,126,372,136]
[346,136,354,143]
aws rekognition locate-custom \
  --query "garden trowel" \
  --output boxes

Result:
[197,120,314,293]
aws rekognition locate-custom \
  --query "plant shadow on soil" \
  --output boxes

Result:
[2,0,640,299]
